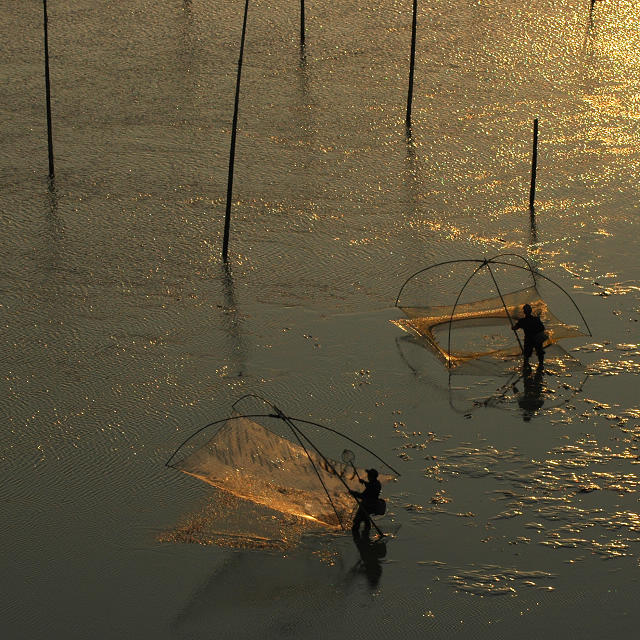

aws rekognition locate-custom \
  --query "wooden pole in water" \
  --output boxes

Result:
[406,0,418,130]
[529,118,538,210]
[300,0,305,48]
[42,0,55,181]
[222,0,250,263]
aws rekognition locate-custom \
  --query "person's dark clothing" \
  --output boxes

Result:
[358,479,381,510]
[522,339,544,364]
[513,314,546,364]
[351,478,381,533]
[513,314,545,340]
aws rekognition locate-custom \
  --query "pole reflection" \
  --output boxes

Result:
[221,263,246,378]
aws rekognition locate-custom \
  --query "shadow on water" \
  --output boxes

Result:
[173,0,200,105]
[179,0,195,57]
[403,129,423,210]
[170,534,371,633]
[515,363,545,422]
[349,532,387,589]
[44,179,63,274]
[395,334,591,420]
[297,48,310,97]
[221,264,246,377]
[295,39,316,156]
[170,553,245,632]
[46,178,59,222]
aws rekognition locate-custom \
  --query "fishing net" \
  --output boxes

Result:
[394,255,591,375]
[168,412,394,530]
[158,487,313,551]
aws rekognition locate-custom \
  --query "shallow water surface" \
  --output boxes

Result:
[1,0,639,638]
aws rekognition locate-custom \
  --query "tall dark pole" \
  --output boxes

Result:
[529,206,538,246]
[588,0,596,29]
[222,0,250,263]
[300,0,305,48]
[406,0,418,130]
[529,118,539,210]
[43,0,55,181]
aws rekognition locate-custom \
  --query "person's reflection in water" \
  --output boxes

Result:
[517,363,545,422]
[350,531,387,589]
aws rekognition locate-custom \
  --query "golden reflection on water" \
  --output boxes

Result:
[158,490,315,551]
[590,1,640,72]
[417,430,640,561]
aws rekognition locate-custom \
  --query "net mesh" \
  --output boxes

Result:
[173,414,389,529]
[395,285,587,372]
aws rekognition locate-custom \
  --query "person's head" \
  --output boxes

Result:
[523,303,532,316]
[366,468,379,480]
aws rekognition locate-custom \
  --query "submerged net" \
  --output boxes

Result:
[158,488,313,551]
[171,414,390,529]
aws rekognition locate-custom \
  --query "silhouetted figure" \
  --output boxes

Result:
[350,468,381,536]
[517,363,545,422]
[351,533,387,588]
[513,303,546,368]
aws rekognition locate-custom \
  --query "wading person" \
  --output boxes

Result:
[512,303,546,368]
[350,468,381,537]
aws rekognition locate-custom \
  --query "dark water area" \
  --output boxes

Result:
[1,0,639,638]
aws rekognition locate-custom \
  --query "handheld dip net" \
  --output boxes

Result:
[165,395,399,538]
[393,253,592,376]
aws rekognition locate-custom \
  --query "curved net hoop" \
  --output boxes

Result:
[397,285,585,367]
[172,414,392,528]
[394,255,590,372]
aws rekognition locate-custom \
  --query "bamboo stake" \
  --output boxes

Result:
[42,0,55,180]
[529,118,538,210]
[406,0,418,130]
[222,0,250,263]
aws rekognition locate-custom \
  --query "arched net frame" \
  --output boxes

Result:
[394,253,591,374]
[341,449,356,464]
[166,395,399,531]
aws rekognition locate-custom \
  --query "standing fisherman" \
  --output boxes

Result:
[350,469,382,537]
[513,303,546,368]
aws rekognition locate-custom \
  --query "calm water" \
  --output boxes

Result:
[2,0,640,637]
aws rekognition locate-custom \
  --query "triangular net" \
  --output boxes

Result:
[171,414,391,529]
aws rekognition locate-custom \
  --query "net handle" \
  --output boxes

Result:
[289,420,384,536]
[341,449,362,481]
[276,410,346,530]
[486,261,524,354]
[341,449,355,463]
[488,259,592,337]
